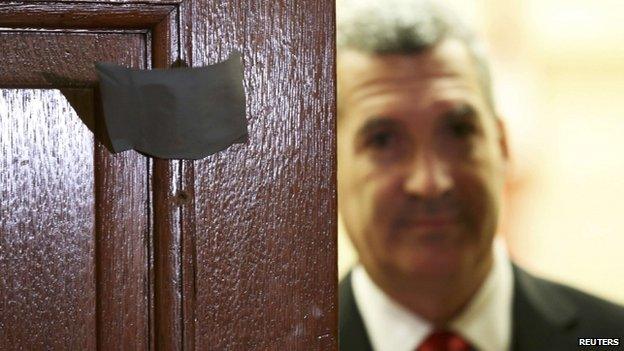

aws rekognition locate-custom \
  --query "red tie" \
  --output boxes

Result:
[416,330,473,351]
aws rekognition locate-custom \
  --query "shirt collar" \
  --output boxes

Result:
[352,238,514,351]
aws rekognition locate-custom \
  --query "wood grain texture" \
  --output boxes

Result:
[177,3,197,350]
[152,160,183,351]
[0,88,97,350]
[180,159,198,351]
[0,1,337,349]
[0,0,181,4]
[0,31,147,87]
[71,0,180,2]
[83,28,152,350]
[0,2,175,29]
[149,9,185,350]
[189,0,337,349]
[0,27,152,349]
[95,143,151,350]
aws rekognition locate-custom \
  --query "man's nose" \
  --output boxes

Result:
[402,152,454,198]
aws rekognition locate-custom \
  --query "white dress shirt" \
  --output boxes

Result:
[351,239,514,351]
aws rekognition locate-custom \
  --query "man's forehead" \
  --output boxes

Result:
[339,40,478,86]
[337,39,484,117]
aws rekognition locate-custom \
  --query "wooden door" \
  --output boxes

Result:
[0,1,336,350]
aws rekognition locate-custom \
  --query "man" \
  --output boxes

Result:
[336,1,624,350]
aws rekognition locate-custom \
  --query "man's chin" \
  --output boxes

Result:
[392,234,470,279]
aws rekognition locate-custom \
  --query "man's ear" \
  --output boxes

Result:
[495,116,510,161]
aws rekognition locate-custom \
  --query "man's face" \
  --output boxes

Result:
[338,39,508,286]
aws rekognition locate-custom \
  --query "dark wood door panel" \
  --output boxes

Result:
[0,88,151,350]
[0,26,153,349]
[0,2,176,30]
[0,30,147,87]
[187,0,337,349]
[0,87,153,350]
[0,2,182,348]
[94,135,151,350]
[0,88,98,349]
[191,156,337,350]
[0,0,181,5]
[0,0,337,349]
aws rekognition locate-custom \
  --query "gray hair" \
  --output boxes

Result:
[337,0,495,110]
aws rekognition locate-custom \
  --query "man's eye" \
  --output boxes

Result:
[366,131,397,149]
[449,121,476,138]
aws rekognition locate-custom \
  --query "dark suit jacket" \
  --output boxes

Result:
[339,265,624,351]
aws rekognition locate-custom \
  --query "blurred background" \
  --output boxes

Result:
[338,0,624,305]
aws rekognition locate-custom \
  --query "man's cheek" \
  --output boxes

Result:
[368,185,402,231]
[461,177,500,234]
[456,176,488,221]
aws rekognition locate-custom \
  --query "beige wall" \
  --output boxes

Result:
[338,0,624,305]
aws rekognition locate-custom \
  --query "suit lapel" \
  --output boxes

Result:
[339,272,374,351]
[511,265,579,351]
